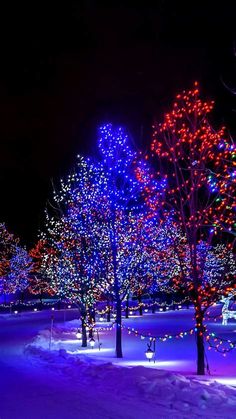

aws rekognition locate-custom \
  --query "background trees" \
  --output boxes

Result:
[28,240,56,301]
[0,223,32,300]
[9,246,32,300]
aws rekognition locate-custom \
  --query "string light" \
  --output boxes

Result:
[138,83,236,374]
[0,223,32,296]
[41,123,169,354]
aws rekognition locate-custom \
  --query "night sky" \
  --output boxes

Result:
[1,1,236,247]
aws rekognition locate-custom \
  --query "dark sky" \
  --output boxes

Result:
[1,1,236,247]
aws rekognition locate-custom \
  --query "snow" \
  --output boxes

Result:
[1,305,236,418]
[23,345,236,418]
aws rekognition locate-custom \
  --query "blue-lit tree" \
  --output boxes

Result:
[94,124,167,356]
[0,224,31,300]
[43,124,164,356]
[9,246,32,300]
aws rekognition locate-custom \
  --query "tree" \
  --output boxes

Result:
[0,223,30,299]
[161,233,236,307]
[94,123,163,357]
[9,246,32,299]
[144,83,236,374]
[0,223,18,299]
[28,240,56,301]
[43,124,163,356]
[43,156,107,347]
[128,216,173,314]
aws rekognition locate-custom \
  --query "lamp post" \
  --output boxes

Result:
[89,337,95,348]
[145,347,154,362]
[76,329,82,340]
[96,330,102,351]
[145,340,156,363]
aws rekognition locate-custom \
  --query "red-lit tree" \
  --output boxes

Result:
[0,223,19,299]
[28,240,56,301]
[142,83,236,374]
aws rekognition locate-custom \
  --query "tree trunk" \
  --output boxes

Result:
[40,291,43,310]
[116,298,123,358]
[87,307,95,338]
[107,304,111,322]
[138,293,143,316]
[81,317,87,347]
[195,306,205,375]
[192,232,205,375]
[125,294,129,319]
[80,308,87,347]
[110,212,123,358]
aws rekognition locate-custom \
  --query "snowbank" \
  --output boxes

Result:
[25,334,236,418]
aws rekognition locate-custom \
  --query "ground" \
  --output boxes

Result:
[0,304,236,418]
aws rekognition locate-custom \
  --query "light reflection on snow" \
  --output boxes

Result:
[67,348,112,355]
[59,339,80,344]
[114,360,185,368]
[213,378,236,387]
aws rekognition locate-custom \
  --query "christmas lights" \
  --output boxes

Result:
[42,124,166,354]
[28,240,56,298]
[0,224,32,298]
[140,83,236,375]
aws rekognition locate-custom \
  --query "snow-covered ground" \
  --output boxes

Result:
[1,306,236,418]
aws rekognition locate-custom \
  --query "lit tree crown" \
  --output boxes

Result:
[150,82,236,236]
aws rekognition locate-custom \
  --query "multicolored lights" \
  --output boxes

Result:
[0,86,235,369]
